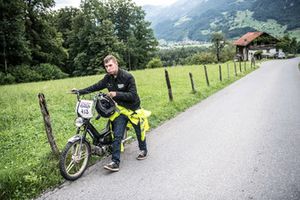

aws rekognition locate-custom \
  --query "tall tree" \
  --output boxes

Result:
[24,0,67,66]
[53,7,81,49]
[69,0,121,75]
[68,0,158,75]
[52,7,81,73]
[277,34,299,55]
[105,0,134,42]
[105,0,157,70]
[290,37,298,56]
[211,32,226,63]
[0,0,30,73]
[128,7,158,69]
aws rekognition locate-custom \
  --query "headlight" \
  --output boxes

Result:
[75,117,84,127]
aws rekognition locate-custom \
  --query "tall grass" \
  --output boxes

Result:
[0,61,255,199]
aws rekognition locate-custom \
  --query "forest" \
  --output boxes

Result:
[0,0,158,84]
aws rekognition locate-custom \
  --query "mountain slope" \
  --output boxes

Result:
[144,0,300,41]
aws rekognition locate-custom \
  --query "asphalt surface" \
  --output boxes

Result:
[37,58,300,200]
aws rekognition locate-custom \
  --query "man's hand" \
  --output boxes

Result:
[108,91,116,98]
[70,88,79,94]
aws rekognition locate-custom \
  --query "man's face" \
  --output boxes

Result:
[104,60,118,76]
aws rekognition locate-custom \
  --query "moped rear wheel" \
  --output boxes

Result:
[59,139,91,181]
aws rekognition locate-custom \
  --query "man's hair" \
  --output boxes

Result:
[103,55,118,65]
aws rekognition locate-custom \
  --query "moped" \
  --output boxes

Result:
[59,92,130,181]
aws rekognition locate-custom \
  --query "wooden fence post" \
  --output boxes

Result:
[38,93,60,155]
[189,72,196,93]
[227,63,230,79]
[165,69,173,101]
[244,60,246,71]
[234,61,237,76]
[219,64,222,81]
[204,65,210,86]
[239,60,242,72]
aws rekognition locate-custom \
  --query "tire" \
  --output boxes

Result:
[59,139,91,181]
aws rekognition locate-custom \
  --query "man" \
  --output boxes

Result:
[75,55,147,172]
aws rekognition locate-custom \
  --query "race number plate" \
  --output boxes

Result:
[76,100,94,119]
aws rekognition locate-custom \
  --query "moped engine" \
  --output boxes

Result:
[91,145,108,156]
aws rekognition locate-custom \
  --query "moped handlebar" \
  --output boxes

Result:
[68,89,106,102]
[67,89,80,101]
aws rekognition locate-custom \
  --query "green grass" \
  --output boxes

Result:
[0,61,257,199]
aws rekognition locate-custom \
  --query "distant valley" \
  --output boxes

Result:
[143,0,300,42]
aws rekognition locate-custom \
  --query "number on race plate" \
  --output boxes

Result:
[81,109,89,114]
[77,100,94,118]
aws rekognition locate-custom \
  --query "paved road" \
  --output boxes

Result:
[38,58,300,200]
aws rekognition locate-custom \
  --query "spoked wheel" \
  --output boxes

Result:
[59,139,91,181]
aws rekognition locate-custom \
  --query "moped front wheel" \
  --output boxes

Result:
[59,139,91,181]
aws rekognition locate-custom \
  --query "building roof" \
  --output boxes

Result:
[234,32,264,46]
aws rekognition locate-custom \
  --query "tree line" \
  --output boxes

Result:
[150,32,300,69]
[0,0,158,84]
[151,33,236,68]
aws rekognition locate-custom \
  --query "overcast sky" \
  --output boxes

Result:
[54,0,178,9]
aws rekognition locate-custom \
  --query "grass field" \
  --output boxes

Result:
[0,61,256,199]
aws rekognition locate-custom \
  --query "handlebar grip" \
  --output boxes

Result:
[71,90,79,94]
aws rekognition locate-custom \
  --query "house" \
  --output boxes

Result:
[233,32,280,61]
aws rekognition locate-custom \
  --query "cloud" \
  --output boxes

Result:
[54,0,80,10]
[135,0,177,6]
[54,0,177,10]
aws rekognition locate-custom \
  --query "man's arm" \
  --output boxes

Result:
[78,75,108,95]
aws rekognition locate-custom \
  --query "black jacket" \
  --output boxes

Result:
[78,69,141,111]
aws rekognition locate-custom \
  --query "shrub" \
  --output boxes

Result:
[220,44,236,62]
[5,64,68,84]
[33,63,68,80]
[10,65,43,83]
[146,58,163,68]
[187,52,216,65]
[0,72,15,85]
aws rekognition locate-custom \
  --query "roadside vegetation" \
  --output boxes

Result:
[0,61,257,199]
